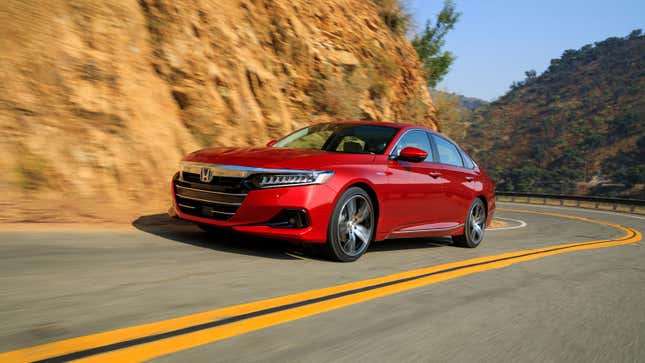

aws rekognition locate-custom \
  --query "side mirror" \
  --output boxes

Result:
[397,146,428,162]
[266,140,277,147]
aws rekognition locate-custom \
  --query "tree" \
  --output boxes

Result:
[525,70,537,81]
[628,29,642,40]
[412,0,460,88]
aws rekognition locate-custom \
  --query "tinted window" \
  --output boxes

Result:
[461,151,476,169]
[274,124,398,154]
[432,135,464,167]
[393,130,432,162]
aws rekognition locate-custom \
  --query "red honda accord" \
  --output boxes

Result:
[169,121,495,261]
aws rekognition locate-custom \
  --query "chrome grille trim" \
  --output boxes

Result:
[177,203,197,209]
[180,162,327,178]
[173,170,248,221]
[174,193,242,206]
[174,185,247,197]
[199,209,235,216]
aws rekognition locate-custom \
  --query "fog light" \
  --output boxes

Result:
[268,209,310,228]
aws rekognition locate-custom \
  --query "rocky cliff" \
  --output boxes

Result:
[0,0,436,222]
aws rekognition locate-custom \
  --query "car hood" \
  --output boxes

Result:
[184,147,375,169]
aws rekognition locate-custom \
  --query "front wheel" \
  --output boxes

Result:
[326,187,375,262]
[452,198,486,248]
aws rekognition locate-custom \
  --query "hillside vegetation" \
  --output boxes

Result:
[429,89,487,139]
[456,31,644,198]
[0,0,436,222]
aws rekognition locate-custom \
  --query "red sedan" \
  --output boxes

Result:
[169,122,495,262]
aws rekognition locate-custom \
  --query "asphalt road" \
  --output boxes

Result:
[1,202,644,362]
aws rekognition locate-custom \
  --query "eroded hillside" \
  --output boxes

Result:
[0,0,436,222]
[459,32,644,197]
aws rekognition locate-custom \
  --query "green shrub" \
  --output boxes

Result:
[13,145,51,191]
[309,70,364,119]
[372,0,411,36]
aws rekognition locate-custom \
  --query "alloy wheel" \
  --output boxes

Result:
[466,199,486,245]
[337,195,373,257]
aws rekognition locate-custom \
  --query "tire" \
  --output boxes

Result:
[326,187,375,262]
[452,198,486,248]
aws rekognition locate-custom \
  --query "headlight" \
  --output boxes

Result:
[251,171,334,188]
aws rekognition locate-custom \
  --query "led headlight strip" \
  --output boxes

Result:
[252,171,334,188]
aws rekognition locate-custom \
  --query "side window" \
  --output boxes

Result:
[460,150,476,169]
[432,135,464,167]
[393,130,432,162]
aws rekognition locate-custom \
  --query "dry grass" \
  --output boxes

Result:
[12,144,51,191]
[372,0,411,36]
[309,69,366,119]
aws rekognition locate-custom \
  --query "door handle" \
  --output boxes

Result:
[465,176,474,182]
[428,171,442,178]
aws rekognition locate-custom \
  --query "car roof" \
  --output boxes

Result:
[316,120,450,136]
[313,120,427,130]
[314,120,463,145]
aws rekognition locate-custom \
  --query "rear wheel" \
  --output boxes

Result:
[452,198,486,248]
[326,187,375,262]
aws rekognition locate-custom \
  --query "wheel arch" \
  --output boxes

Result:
[341,181,381,237]
[476,194,490,226]
[477,195,488,212]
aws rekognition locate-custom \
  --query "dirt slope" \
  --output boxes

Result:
[459,32,644,197]
[0,0,436,222]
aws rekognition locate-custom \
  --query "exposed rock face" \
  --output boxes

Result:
[0,0,436,222]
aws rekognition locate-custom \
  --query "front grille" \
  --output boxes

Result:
[181,172,245,192]
[174,173,248,221]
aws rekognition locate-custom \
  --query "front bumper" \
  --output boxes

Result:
[170,181,337,243]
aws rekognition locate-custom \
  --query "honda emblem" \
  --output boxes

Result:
[200,167,214,183]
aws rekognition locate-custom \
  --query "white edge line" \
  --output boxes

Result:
[284,252,307,260]
[487,217,527,231]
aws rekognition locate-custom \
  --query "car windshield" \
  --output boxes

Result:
[273,124,399,154]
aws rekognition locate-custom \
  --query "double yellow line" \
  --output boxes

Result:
[1,209,641,363]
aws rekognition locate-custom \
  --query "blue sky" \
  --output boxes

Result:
[407,0,645,100]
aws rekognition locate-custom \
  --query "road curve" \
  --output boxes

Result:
[0,202,643,362]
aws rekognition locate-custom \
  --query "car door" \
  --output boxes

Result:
[430,134,478,226]
[382,129,449,233]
